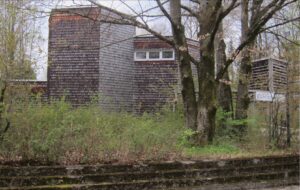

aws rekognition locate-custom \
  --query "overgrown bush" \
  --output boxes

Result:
[0,100,297,164]
[0,100,185,164]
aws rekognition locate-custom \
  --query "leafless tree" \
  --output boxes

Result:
[0,0,40,139]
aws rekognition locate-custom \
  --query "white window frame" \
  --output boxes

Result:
[148,50,160,60]
[134,49,175,61]
[161,50,175,60]
[134,51,147,61]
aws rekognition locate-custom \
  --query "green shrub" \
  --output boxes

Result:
[0,100,296,164]
[183,143,240,157]
[0,100,185,164]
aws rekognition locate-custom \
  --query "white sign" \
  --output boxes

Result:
[255,91,274,101]
[255,91,285,102]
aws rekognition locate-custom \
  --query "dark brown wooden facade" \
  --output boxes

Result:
[48,8,101,106]
[133,37,177,112]
[47,7,201,112]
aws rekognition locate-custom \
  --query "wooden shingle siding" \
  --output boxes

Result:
[133,37,176,113]
[133,37,199,113]
[48,8,200,112]
[48,7,135,110]
[134,61,178,113]
[48,8,100,106]
[99,23,135,112]
[134,37,173,49]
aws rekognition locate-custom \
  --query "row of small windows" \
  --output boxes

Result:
[134,50,175,61]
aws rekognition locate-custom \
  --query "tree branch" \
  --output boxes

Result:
[216,0,298,81]
[265,30,300,45]
[260,16,300,32]
[84,0,175,46]
[155,0,174,25]
[181,4,200,20]
[210,0,239,45]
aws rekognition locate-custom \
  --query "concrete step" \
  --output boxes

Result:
[0,154,298,177]
[0,170,298,190]
[0,155,298,190]
[0,161,298,187]
[155,177,299,190]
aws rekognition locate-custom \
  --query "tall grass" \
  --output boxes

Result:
[0,100,185,164]
[0,100,297,164]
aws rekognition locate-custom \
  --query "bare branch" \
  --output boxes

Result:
[265,30,300,46]
[84,0,175,46]
[216,0,298,81]
[260,16,300,32]
[181,4,199,20]
[119,0,147,25]
[155,0,174,25]
[210,0,239,45]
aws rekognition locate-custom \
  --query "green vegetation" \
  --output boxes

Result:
[0,100,298,164]
[0,100,185,164]
[184,143,240,156]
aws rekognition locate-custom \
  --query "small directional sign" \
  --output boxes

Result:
[255,91,285,102]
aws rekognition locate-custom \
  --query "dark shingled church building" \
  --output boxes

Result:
[48,7,199,112]
[47,7,288,113]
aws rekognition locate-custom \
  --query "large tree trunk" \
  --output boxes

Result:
[170,0,218,144]
[216,40,233,114]
[196,4,219,143]
[197,46,217,143]
[170,0,197,131]
[235,51,251,131]
[235,0,251,134]
[215,23,233,122]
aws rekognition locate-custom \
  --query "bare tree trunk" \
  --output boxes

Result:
[197,46,217,143]
[286,61,291,147]
[196,0,219,143]
[215,22,233,123]
[235,0,252,134]
[170,0,197,131]
[170,0,218,144]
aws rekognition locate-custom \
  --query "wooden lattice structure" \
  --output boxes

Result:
[250,58,287,93]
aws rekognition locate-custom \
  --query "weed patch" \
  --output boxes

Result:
[0,101,297,164]
[0,100,186,164]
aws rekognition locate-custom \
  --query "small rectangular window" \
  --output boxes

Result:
[162,50,174,59]
[149,51,160,59]
[135,51,147,60]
